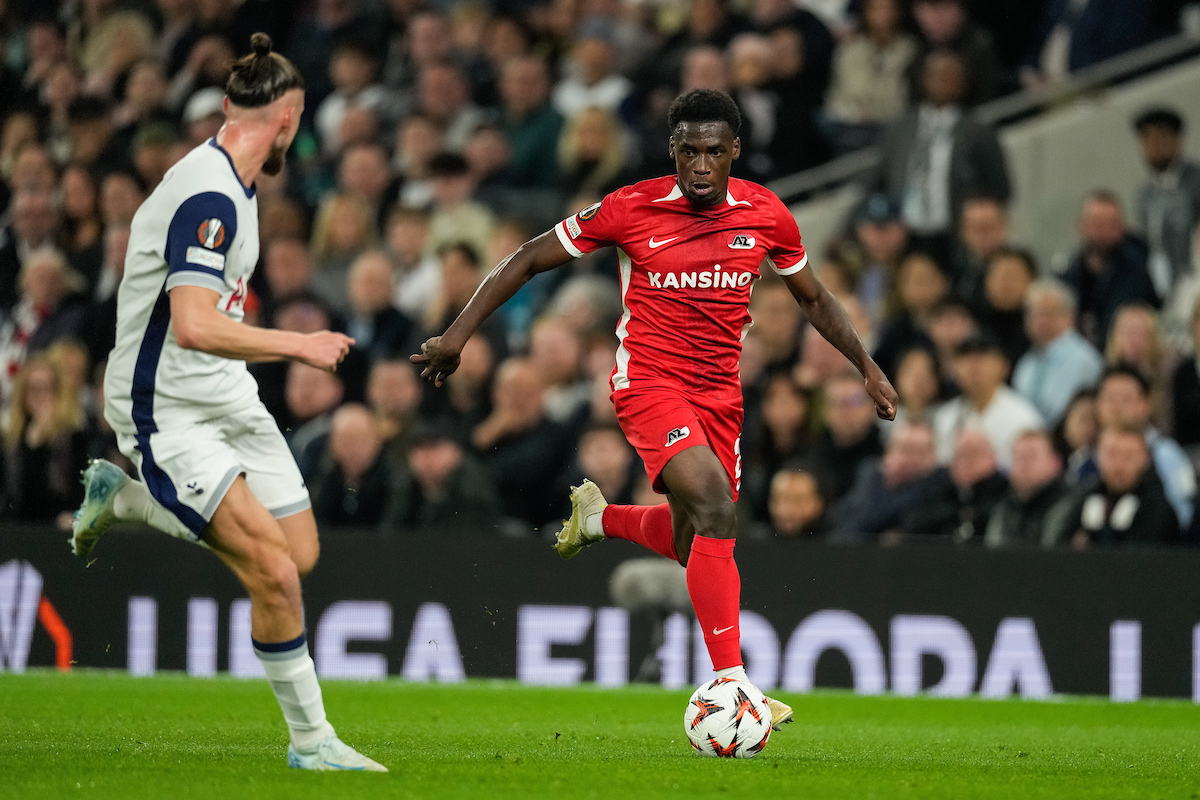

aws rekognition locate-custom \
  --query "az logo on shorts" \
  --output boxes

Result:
[664,426,691,447]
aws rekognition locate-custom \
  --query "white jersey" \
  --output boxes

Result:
[105,138,261,437]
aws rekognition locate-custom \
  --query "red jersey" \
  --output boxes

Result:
[554,175,807,395]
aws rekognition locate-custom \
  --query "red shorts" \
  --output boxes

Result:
[612,384,744,500]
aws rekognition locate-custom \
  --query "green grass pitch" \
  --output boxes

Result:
[2,672,1199,799]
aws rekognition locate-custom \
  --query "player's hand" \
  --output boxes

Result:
[299,331,354,373]
[411,336,461,387]
[865,366,898,421]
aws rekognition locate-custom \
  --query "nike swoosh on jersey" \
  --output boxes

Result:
[648,236,679,249]
[713,625,735,635]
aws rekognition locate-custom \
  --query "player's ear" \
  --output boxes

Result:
[668,135,676,160]
[732,137,741,161]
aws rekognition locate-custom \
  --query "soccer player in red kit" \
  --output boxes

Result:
[413,90,897,723]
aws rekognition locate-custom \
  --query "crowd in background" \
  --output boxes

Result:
[0,0,1196,549]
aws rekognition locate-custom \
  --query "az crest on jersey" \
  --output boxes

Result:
[198,218,226,249]
[728,234,755,249]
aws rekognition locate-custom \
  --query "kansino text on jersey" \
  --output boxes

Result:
[648,267,753,290]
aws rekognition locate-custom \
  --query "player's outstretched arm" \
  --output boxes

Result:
[412,230,574,385]
[782,267,898,420]
[170,285,354,372]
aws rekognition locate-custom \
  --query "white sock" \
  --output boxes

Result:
[583,511,605,538]
[113,480,201,543]
[716,665,748,683]
[253,634,336,751]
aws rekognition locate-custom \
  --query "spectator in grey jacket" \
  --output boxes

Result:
[1133,108,1200,298]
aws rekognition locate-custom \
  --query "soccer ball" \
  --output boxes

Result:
[683,677,772,758]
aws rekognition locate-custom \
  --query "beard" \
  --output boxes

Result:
[262,143,286,176]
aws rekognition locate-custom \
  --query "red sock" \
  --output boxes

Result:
[602,504,677,561]
[687,536,742,671]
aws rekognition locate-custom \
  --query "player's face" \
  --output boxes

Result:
[669,121,740,207]
[263,90,305,176]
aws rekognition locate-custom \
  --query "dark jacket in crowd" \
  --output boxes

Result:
[1171,358,1200,449]
[904,468,1009,542]
[479,420,576,528]
[814,425,884,503]
[1061,235,1160,346]
[983,477,1074,549]
[391,455,503,535]
[2,430,89,521]
[1024,0,1155,74]
[1055,470,1181,547]
[877,109,1011,233]
[829,459,937,542]
[309,453,403,533]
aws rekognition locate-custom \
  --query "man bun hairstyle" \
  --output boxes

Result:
[225,33,305,108]
[667,89,741,136]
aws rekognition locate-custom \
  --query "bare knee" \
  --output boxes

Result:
[246,549,301,604]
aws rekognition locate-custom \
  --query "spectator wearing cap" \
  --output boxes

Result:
[1093,364,1196,529]
[1053,424,1180,549]
[552,20,635,122]
[1013,278,1104,426]
[1133,108,1200,299]
[851,193,909,325]
[985,429,1073,548]
[904,428,1007,542]
[878,48,1010,256]
[932,333,1043,466]
[426,152,496,260]
[389,418,502,535]
[499,55,564,189]
[1061,190,1159,346]
[953,196,1010,308]
[180,87,227,147]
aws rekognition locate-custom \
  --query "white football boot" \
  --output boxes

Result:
[70,459,131,559]
[553,479,608,559]
[286,733,387,772]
